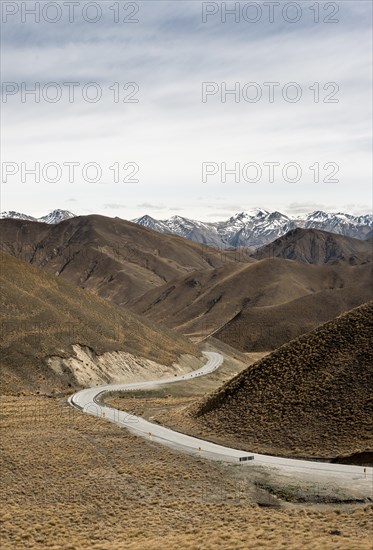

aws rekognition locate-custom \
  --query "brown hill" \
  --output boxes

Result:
[130,259,373,350]
[253,228,372,265]
[0,215,229,305]
[189,301,373,461]
[0,253,201,395]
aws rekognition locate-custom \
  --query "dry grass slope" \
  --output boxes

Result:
[190,302,373,460]
[131,258,373,350]
[253,228,373,265]
[1,396,372,549]
[0,253,200,394]
[0,215,229,305]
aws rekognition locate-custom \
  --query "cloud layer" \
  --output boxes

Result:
[2,1,372,219]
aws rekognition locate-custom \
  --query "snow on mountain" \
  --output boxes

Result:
[0,211,36,222]
[2,208,371,247]
[0,209,76,224]
[302,211,373,239]
[38,210,76,224]
[166,215,222,246]
[133,210,373,249]
[134,214,222,246]
[132,214,170,234]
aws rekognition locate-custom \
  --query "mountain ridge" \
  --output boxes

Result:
[253,227,373,265]
[130,258,373,349]
[0,215,229,305]
[133,209,373,248]
[2,208,372,246]
[0,209,75,224]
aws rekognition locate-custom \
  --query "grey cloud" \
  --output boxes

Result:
[2,1,371,219]
[137,203,167,210]
[104,203,127,209]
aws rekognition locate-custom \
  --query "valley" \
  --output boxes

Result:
[3,2,372,547]
[1,212,372,550]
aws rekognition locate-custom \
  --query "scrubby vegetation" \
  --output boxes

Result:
[0,253,199,394]
[132,257,373,351]
[190,302,373,460]
[1,396,372,549]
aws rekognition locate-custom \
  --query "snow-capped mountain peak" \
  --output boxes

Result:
[0,211,36,222]
[2,208,372,247]
[229,208,269,223]
[133,209,373,248]
[133,214,158,226]
[0,209,76,224]
[38,209,75,224]
[267,211,290,221]
[132,215,172,235]
[168,215,190,224]
[246,207,270,218]
[306,210,331,221]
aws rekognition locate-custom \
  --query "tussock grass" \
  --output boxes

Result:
[1,396,372,549]
[0,253,199,394]
[189,302,373,460]
[132,258,373,351]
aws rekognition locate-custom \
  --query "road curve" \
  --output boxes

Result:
[69,351,372,489]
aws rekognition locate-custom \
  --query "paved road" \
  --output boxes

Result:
[69,351,372,490]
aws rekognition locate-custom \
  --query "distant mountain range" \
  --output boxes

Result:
[1,213,372,357]
[0,209,75,224]
[1,208,372,248]
[133,209,373,248]
[131,226,372,346]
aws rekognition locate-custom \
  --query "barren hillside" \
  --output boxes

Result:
[187,302,373,461]
[0,215,229,305]
[253,228,372,265]
[0,253,201,395]
[131,259,373,350]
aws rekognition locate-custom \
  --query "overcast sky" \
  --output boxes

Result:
[1,0,372,220]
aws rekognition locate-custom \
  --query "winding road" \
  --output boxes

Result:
[69,351,372,493]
